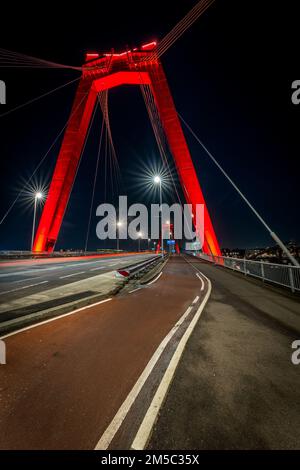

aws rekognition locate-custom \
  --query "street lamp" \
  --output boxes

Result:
[31,192,43,252]
[138,231,142,252]
[148,238,151,250]
[116,220,122,251]
[153,175,164,258]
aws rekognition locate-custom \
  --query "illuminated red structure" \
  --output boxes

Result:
[33,42,221,256]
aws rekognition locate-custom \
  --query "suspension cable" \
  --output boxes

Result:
[146,0,215,61]
[0,48,82,70]
[0,76,81,119]
[0,90,88,225]
[140,84,199,245]
[178,113,299,267]
[84,107,105,252]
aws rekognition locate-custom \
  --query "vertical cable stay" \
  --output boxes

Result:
[178,113,299,267]
[140,84,206,247]
[84,104,105,252]
[98,92,122,192]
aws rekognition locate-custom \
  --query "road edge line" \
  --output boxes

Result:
[145,271,163,285]
[130,272,212,450]
[94,304,194,450]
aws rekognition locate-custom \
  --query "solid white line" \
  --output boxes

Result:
[129,288,141,294]
[0,298,112,340]
[146,271,163,286]
[59,271,85,279]
[94,304,193,450]
[131,275,212,450]
[0,280,48,296]
[196,272,205,291]
[192,295,199,304]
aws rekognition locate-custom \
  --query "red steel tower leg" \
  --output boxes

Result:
[33,77,96,252]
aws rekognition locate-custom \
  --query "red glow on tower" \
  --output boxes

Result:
[33,42,221,256]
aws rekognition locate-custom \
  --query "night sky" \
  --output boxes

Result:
[0,0,299,251]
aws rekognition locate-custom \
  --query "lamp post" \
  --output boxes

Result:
[148,238,151,251]
[138,231,142,252]
[116,221,122,251]
[153,175,163,258]
[31,192,43,252]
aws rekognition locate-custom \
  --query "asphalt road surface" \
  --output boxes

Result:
[148,256,300,450]
[1,254,299,450]
[0,256,208,449]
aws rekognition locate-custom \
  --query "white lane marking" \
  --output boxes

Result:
[196,272,205,291]
[192,295,199,304]
[131,273,212,450]
[0,298,112,340]
[59,271,86,279]
[90,266,105,272]
[146,271,163,286]
[0,268,61,278]
[12,277,40,284]
[94,304,193,450]
[129,287,141,294]
[0,280,48,296]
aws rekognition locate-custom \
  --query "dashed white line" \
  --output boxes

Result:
[0,280,48,296]
[59,271,86,279]
[192,295,200,304]
[90,266,105,271]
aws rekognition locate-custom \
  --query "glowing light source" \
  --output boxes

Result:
[153,175,161,184]
[36,192,43,200]
[141,42,157,50]
[85,53,99,61]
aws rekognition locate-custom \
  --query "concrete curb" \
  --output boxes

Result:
[0,256,166,335]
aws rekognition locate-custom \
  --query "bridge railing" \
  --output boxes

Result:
[194,253,300,293]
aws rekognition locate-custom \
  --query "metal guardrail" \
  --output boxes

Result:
[116,255,165,278]
[192,253,300,293]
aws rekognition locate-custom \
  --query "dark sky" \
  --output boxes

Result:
[0,0,299,251]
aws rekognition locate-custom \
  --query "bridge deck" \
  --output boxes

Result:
[148,256,300,450]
